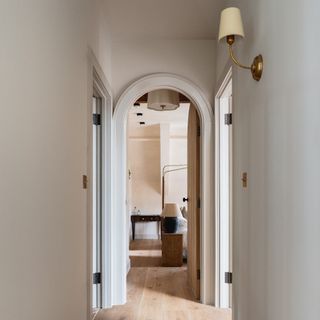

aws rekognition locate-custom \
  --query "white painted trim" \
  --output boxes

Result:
[87,48,113,318]
[215,66,233,309]
[128,137,160,141]
[128,136,187,141]
[112,73,215,306]
[131,234,160,240]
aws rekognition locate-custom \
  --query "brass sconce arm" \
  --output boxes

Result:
[228,44,251,70]
[226,35,263,81]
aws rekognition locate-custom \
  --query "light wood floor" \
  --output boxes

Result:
[95,240,231,320]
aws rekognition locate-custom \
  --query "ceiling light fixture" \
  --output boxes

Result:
[147,89,179,111]
[218,7,263,81]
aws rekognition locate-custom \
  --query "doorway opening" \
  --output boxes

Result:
[126,90,201,300]
[215,69,233,310]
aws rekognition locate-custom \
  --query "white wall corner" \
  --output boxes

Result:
[127,257,131,274]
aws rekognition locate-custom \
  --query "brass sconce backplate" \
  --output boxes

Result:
[251,55,263,81]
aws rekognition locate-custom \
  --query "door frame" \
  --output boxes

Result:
[215,67,233,308]
[111,73,216,306]
[87,49,113,318]
[92,95,103,308]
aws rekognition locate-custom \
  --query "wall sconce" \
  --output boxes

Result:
[218,7,263,81]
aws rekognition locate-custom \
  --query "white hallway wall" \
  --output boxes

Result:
[217,0,320,319]
[89,0,112,85]
[111,40,217,104]
[0,1,112,320]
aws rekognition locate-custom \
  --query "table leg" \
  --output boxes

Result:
[132,221,135,240]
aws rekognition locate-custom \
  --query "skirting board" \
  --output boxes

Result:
[131,234,160,240]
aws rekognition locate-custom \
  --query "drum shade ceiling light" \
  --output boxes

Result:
[218,7,263,81]
[147,89,180,111]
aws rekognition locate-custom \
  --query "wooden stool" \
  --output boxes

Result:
[162,233,183,267]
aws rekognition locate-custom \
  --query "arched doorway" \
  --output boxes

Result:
[110,73,215,306]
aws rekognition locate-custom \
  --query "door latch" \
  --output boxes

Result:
[241,172,248,188]
[82,175,88,189]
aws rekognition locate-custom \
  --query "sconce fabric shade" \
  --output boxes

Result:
[218,7,245,41]
[161,203,181,217]
[147,89,179,111]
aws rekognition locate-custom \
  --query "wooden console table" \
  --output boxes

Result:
[131,215,162,240]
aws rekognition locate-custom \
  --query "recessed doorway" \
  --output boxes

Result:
[126,90,201,300]
[111,73,216,306]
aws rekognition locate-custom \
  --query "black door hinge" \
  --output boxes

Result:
[225,272,232,284]
[197,198,201,209]
[93,272,101,284]
[197,269,201,280]
[224,113,232,125]
[197,126,201,137]
[93,114,101,126]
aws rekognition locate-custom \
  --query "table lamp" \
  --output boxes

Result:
[162,203,181,233]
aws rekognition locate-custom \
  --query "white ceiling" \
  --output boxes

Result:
[102,0,223,40]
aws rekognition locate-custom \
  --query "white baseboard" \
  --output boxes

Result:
[133,233,160,240]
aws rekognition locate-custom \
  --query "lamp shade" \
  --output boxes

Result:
[162,203,181,218]
[218,7,245,41]
[147,89,179,111]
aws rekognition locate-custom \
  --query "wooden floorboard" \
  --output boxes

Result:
[96,240,231,320]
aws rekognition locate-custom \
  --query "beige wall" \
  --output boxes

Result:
[217,1,320,319]
[0,1,111,319]
[128,136,161,214]
[128,126,161,238]
[165,123,188,207]
[128,123,188,238]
